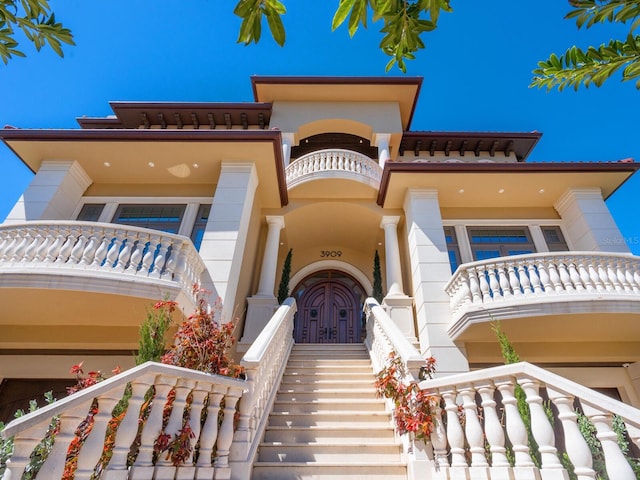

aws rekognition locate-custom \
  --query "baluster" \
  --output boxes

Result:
[139,235,159,276]
[606,258,624,293]
[32,227,53,262]
[589,258,606,292]
[478,266,492,303]
[170,242,188,286]
[517,377,564,473]
[625,259,639,293]
[114,231,136,272]
[465,268,480,305]
[546,388,596,480]
[79,230,99,266]
[313,153,320,172]
[127,232,149,274]
[508,261,522,297]
[0,231,11,261]
[160,240,178,280]
[103,375,155,480]
[130,375,177,472]
[616,259,631,292]
[54,228,76,264]
[10,228,32,262]
[441,389,467,468]
[581,405,637,480]
[196,384,225,476]
[214,386,243,474]
[22,229,42,263]
[337,152,344,170]
[568,260,585,293]
[183,382,209,467]
[104,230,126,269]
[75,385,127,479]
[150,238,170,278]
[43,226,65,263]
[68,231,89,266]
[429,399,450,469]
[557,258,574,292]
[527,260,543,295]
[518,261,533,296]
[578,259,597,293]
[497,263,512,299]
[495,378,536,469]
[488,266,501,300]
[459,384,489,470]
[476,381,511,471]
[537,260,553,295]
[1,419,51,480]
[91,231,111,269]
[38,399,93,478]
[547,258,564,293]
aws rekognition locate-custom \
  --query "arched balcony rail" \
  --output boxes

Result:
[445,251,640,334]
[286,149,382,189]
[0,221,206,305]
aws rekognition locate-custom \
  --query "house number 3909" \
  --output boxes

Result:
[320,250,342,257]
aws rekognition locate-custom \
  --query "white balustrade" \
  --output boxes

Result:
[285,149,382,189]
[230,298,297,478]
[0,221,206,305]
[420,362,640,480]
[445,252,640,321]
[0,362,246,480]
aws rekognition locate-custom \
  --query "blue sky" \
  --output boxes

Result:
[0,1,638,253]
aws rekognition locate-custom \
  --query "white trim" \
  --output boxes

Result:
[290,260,372,295]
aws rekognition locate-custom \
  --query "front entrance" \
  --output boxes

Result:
[292,270,365,343]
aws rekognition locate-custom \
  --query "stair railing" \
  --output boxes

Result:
[230,298,297,479]
[420,362,640,480]
[1,362,246,480]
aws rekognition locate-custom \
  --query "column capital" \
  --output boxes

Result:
[372,133,391,147]
[265,215,285,230]
[380,215,401,229]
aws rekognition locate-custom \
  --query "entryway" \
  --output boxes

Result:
[292,270,366,343]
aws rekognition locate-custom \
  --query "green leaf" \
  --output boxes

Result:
[265,9,285,46]
[332,0,356,30]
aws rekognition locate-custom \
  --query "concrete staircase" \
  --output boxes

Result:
[251,343,407,480]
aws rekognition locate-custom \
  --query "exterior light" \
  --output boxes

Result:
[148,162,155,167]
[103,162,111,167]
[458,189,464,194]
[538,188,545,194]
[498,188,505,194]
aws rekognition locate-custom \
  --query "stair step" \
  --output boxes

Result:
[275,389,378,401]
[257,443,402,462]
[251,463,407,480]
[267,411,392,427]
[271,399,386,413]
[263,426,397,444]
[286,359,372,367]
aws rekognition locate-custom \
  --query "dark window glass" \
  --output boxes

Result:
[541,226,569,252]
[468,227,536,261]
[112,204,185,234]
[444,226,461,272]
[76,204,105,222]
[190,204,211,250]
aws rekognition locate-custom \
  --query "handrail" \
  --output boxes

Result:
[1,362,246,480]
[230,298,296,479]
[420,361,640,480]
[286,148,382,189]
[0,221,206,304]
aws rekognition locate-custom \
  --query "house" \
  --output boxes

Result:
[1,76,639,480]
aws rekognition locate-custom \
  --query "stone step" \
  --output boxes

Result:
[263,425,397,444]
[282,371,375,381]
[257,443,402,462]
[275,389,378,401]
[285,359,373,367]
[251,462,407,480]
[271,398,386,413]
[285,365,373,375]
[267,411,392,428]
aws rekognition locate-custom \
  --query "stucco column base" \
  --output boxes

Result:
[239,295,280,345]
[382,295,416,339]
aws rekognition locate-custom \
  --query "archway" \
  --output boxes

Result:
[291,270,367,343]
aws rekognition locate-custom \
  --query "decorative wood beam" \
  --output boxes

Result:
[460,140,468,156]
[475,141,481,157]
[490,140,498,157]
[258,113,265,129]
[191,113,199,130]
[224,113,232,129]
[414,140,422,156]
[174,113,183,129]
[241,113,248,129]
[444,140,452,156]
[157,113,167,129]
[505,140,514,157]
[398,141,406,156]
[207,113,215,130]
[429,140,437,156]
[140,113,150,129]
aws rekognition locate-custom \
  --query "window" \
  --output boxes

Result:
[541,226,569,251]
[467,227,536,261]
[190,204,210,250]
[76,203,105,222]
[444,226,461,272]
[111,204,186,234]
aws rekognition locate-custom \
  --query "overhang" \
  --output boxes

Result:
[378,161,640,208]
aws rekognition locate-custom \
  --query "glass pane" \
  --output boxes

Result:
[475,250,501,261]
[190,204,211,250]
[77,204,105,222]
[112,204,185,234]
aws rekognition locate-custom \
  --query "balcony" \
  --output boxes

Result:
[445,252,640,342]
[285,149,382,194]
[0,221,206,321]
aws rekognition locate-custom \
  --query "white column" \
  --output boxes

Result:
[374,133,391,167]
[256,216,285,297]
[281,132,295,169]
[4,160,92,223]
[403,188,470,375]
[199,162,259,323]
[380,216,404,297]
[555,187,630,253]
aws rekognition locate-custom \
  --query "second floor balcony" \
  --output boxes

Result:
[285,149,382,191]
[445,251,640,343]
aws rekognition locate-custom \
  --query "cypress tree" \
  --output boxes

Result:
[372,250,384,302]
[277,248,293,304]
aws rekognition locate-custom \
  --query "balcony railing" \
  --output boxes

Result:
[445,252,640,337]
[420,362,640,480]
[0,221,206,305]
[286,149,382,189]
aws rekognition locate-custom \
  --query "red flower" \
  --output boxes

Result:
[70,362,84,375]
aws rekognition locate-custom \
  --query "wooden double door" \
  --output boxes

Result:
[294,272,364,344]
